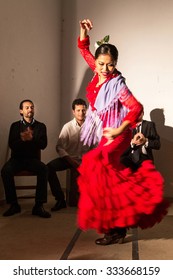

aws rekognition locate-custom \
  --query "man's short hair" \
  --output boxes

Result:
[19,99,34,110]
[72,98,87,110]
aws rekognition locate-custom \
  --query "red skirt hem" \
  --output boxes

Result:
[77,140,169,233]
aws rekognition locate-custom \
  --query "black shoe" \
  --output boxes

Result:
[32,205,51,218]
[51,200,66,211]
[3,204,21,217]
[110,227,127,236]
[95,232,126,246]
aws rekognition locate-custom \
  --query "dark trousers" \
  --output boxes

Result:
[1,158,48,205]
[47,157,75,201]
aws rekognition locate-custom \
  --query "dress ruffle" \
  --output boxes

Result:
[77,137,169,233]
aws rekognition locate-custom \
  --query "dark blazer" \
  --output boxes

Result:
[133,120,160,161]
[120,120,160,169]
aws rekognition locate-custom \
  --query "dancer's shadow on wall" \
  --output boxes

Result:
[150,108,173,198]
[76,68,93,102]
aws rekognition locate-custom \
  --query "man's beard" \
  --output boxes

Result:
[26,113,34,118]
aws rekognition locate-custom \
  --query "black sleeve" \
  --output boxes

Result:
[32,122,47,150]
[147,122,161,150]
[8,122,24,151]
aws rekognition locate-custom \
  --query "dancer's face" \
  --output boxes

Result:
[95,54,116,80]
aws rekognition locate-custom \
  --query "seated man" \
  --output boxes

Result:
[1,99,51,218]
[47,98,92,211]
[121,110,161,170]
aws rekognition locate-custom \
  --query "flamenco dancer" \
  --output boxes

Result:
[77,18,169,245]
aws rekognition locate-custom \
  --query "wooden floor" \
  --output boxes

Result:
[0,190,173,260]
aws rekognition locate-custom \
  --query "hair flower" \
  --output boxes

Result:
[94,35,110,50]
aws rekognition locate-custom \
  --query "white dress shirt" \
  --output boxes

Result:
[56,118,91,163]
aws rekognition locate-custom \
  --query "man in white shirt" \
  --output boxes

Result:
[47,98,91,211]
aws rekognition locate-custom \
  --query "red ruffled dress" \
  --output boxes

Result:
[77,36,169,234]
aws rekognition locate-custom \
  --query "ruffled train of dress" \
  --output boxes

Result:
[77,135,169,233]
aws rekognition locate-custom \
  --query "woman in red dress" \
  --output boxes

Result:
[77,19,168,245]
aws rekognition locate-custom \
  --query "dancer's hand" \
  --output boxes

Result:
[103,127,120,140]
[79,19,93,40]
[103,121,130,145]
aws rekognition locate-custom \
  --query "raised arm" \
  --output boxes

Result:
[78,19,95,71]
[79,19,93,40]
